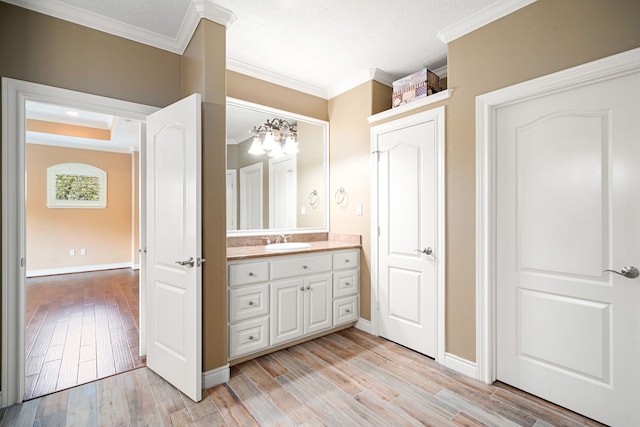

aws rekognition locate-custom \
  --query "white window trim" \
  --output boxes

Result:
[47,162,107,208]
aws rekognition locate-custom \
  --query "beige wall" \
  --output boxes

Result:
[182,19,229,371]
[227,71,329,121]
[25,144,134,271]
[328,81,391,321]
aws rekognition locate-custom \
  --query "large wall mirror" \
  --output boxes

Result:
[226,97,329,236]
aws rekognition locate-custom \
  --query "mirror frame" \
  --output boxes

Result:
[226,97,330,236]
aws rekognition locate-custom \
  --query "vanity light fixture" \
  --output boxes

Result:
[248,117,299,157]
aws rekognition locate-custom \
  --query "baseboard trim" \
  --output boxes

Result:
[355,318,372,334]
[202,364,230,390]
[444,352,477,379]
[26,262,135,277]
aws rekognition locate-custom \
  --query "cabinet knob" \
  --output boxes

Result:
[306,286,311,290]
[248,301,254,306]
[302,265,308,269]
[249,272,255,277]
[345,309,351,313]
[248,335,254,341]
[345,282,351,286]
[300,286,305,291]
[345,259,350,263]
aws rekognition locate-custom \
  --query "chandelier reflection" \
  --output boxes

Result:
[248,118,299,157]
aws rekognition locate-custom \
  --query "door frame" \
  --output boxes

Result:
[475,47,640,384]
[239,162,264,230]
[268,154,297,229]
[1,77,157,406]
[370,106,446,365]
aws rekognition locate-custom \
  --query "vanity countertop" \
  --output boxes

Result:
[227,240,361,261]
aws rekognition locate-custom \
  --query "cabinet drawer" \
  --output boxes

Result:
[228,261,269,287]
[333,270,359,299]
[271,254,331,280]
[229,283,269,323]
[229,316,269,359]
[333,295,358,326]
[333,250,359,270]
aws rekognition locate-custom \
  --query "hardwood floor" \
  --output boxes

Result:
[25,269,144,400]
[3,327,603,426]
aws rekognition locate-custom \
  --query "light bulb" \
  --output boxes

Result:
[283,135,299,154]
[248,136,265,155]
[262,131,276,151]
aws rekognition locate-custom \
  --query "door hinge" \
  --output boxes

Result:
[20,257,25,268]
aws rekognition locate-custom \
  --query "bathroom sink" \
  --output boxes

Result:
[265,242,311,251]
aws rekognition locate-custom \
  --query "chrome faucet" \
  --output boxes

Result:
[279,234,288,243]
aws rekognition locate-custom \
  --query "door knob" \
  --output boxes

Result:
[603,266,639,279]
[175,257,195,268]
[415,247,433,255]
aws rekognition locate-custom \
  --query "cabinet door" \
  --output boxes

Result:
[304,273,333,335]
[270,279,304,346]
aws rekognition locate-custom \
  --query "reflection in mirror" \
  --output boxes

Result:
[226,98,329,236]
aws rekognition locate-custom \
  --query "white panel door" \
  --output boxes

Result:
[303,273,332,335]
[496,71,640,426]
[146,93,202,402]
[240,163,263,230]
[270,279,304,346]
[269,155,296,229]
[376,118,437,357]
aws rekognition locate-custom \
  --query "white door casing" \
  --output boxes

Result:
[477,47,640,426]
[226,169,237,230]
[146,93,202,402]
[370,107,445,360]
[269,154,297,229]
[240,162,263,230]
[1,78,156,407]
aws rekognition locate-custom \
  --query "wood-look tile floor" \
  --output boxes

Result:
[25,269,144,400]
[2,327,603,426]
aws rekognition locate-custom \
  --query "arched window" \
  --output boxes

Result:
[47,163,107,208]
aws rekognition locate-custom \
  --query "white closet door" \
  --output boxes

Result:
[496,69,640,426]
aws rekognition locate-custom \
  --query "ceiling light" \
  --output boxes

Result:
[66,111,79,117]
[248,117,298,156]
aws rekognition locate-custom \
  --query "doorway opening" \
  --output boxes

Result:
[2,77,157,407]
[22,99,145,399]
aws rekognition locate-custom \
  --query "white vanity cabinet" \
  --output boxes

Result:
[332,250,359,326]
[270,273,332,346]
[227,248,360,361]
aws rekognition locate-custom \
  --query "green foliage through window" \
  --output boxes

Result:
[55,174,101,201]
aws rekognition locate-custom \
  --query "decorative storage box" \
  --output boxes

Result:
[392,68,440,108]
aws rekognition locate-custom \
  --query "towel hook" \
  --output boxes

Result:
[308,190,319,207]
[334,187,346,205]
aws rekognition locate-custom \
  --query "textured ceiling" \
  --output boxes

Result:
[220,0,496,95]
[6,0,500,98]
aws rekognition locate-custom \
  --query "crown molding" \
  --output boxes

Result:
[325,68,396,99]
[433,65,448,78]
[4,0,236,54]
[227,58,328,99]
[437,0,537,44]
[26,132,137,153]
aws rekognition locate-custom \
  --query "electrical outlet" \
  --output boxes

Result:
[301,206,306,215]
[69,249,75,256]
[356,203,363,216]
[80,248,86,256]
